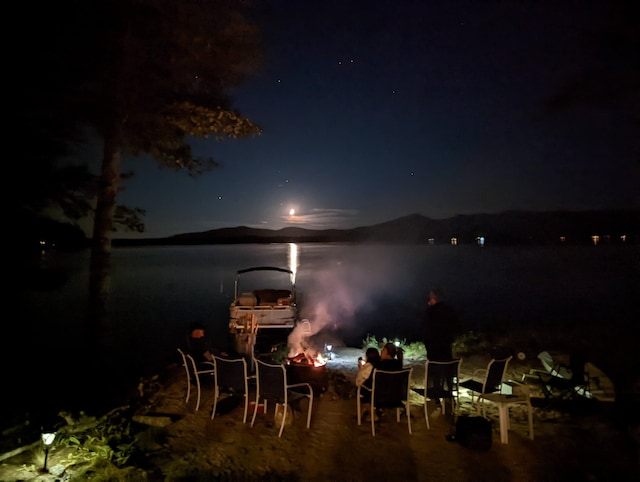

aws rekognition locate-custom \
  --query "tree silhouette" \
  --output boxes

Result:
[21,0,263,326]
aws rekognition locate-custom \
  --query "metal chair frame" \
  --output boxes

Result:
[357,367,413,436]
[422,359,461,429]
[177,348,215,412]
[459,356,513,416]
[211,356,255,423]
[250,358,314,437]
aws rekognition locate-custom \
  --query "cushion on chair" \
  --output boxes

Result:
[459,379,483,393]
[238,293,257,306]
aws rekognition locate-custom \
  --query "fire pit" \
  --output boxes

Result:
[286,352,329,395]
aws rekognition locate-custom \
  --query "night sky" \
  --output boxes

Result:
[106,0,637,238]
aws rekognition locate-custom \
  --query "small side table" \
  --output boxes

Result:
[482,382,534,444]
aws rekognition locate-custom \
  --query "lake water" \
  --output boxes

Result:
[13,243,640,422]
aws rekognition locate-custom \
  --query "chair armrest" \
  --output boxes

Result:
[358,384,372,393]
[196,361,216,374]
[288,382,314,395]
[505,380,530,396]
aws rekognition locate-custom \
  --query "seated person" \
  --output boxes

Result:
[187,322,227,367]
[375,342,403,371]
[356,347,381,389]
[356,347,381,421]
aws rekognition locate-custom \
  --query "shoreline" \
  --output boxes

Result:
[1,346,637,480]
[3,324,636,429]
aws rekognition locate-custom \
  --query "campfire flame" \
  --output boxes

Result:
[286,319,328,367]
[287,351,328,367]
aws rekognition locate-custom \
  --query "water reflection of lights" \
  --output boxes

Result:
[288,243,298,284]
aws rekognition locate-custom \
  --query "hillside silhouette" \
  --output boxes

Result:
[114,209,639,246]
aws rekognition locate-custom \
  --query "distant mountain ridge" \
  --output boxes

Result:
[114,209,640,246]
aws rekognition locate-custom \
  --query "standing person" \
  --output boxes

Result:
[422,288,460,361]
[187,322,227,367]
[356,347,381,421]
[423,290,461,409]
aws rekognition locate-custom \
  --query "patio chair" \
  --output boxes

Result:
[357,368,413,436]
[250,358,314,437]
[412,359,461,429]
[177,348,215,412]
[211,356,256,423]
[459,356,512,417]
[531,351,592,401]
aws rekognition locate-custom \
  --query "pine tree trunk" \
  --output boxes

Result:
[87,121,123,329]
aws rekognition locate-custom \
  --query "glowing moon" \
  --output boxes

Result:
[289,208,295,216]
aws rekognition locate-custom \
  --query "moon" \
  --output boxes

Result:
[289,208,295,216]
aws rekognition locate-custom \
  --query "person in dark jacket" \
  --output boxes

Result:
[376,342,403,370]
[422,288,460,361]
[187,322,227,367]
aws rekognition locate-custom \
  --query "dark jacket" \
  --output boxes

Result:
[423,301,460,361]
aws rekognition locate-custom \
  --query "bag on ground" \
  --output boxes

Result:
[274,403,294,426]
[214,395,241,415]
[454,415,492,450]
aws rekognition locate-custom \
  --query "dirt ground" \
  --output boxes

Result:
[1,347,638,481]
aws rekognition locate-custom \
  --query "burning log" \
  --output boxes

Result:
[286,352,329,394]
[287,351,328,368]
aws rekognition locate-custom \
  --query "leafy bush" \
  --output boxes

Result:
[265,342,290,363]
[60,410,137,471]
[453,330,490,355]
[362,331,500,359]
[361,334,427,360]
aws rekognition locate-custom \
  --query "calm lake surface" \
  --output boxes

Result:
[13,243,640,421]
